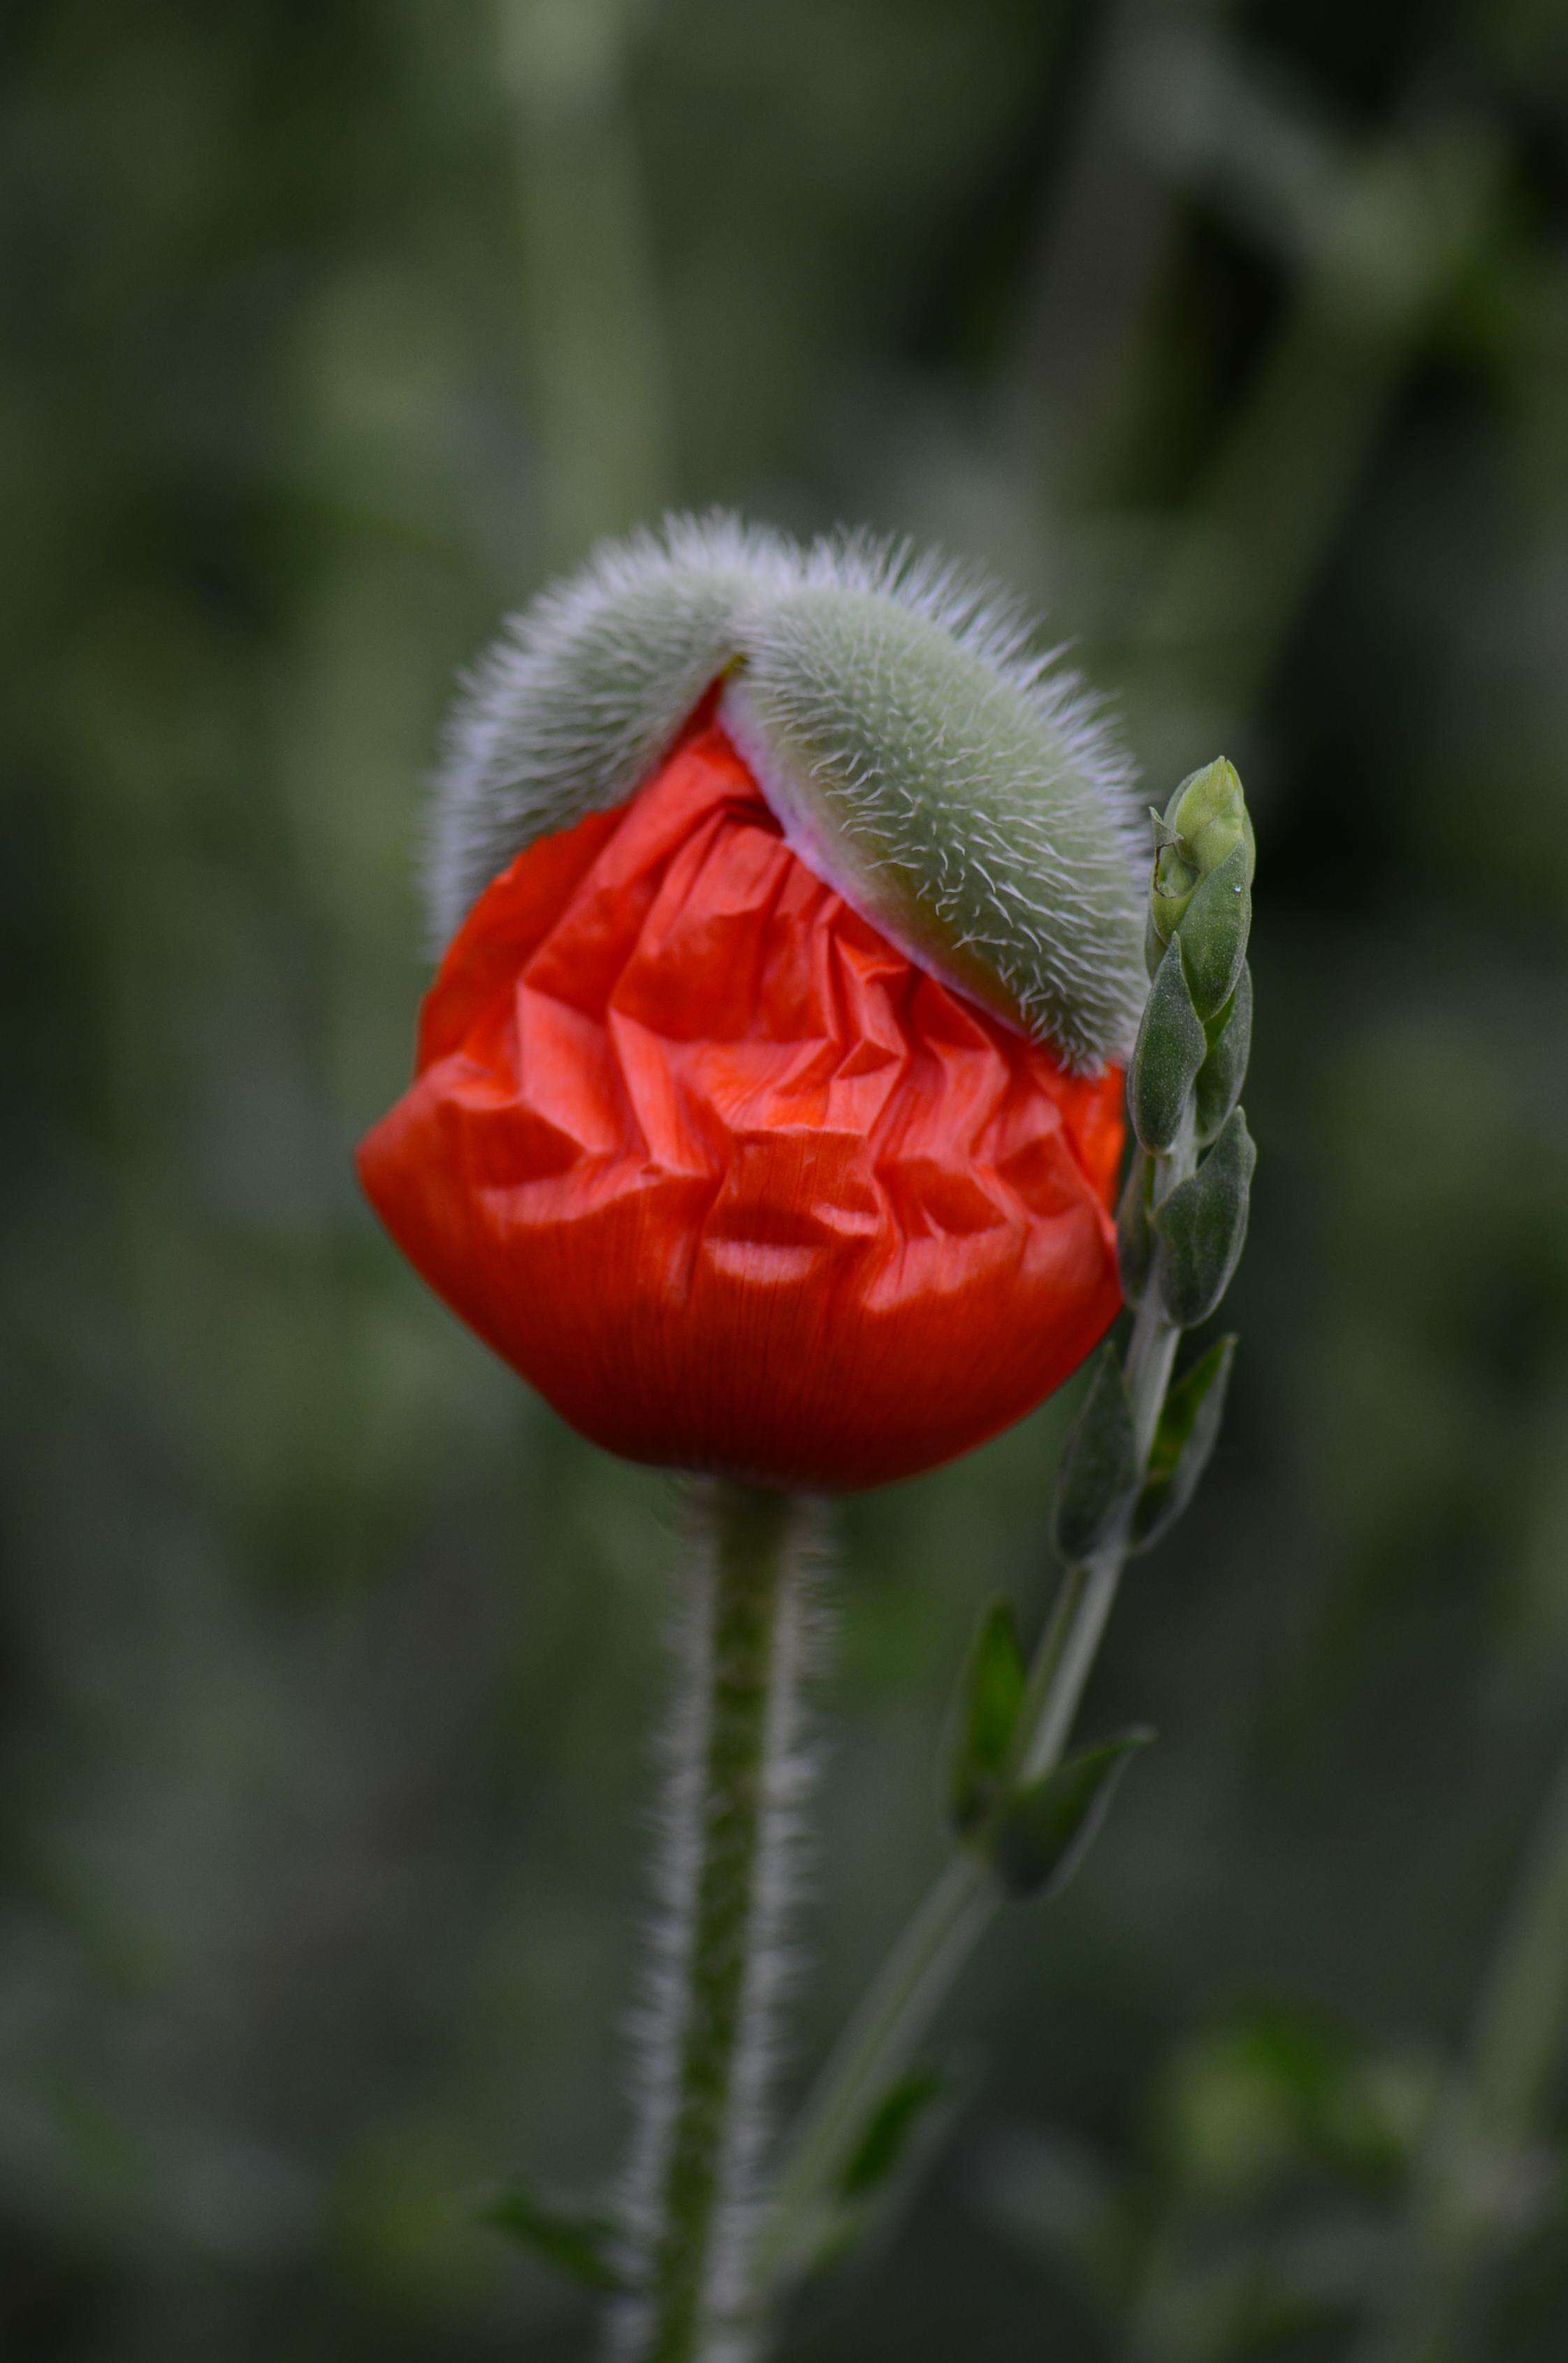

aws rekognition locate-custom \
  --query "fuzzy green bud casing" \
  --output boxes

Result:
[724,582,1145,1067]
[428,514,1149,1074]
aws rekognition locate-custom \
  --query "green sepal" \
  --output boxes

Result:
[1130,937,1207,1155]
[1116,1147,1156,1306]
[840,2067,948,2199]
[1154,1108,1256,1330]
[994,1729,1155,1902]
[477,2180,628,2292]
[947,1599,1028,1837]
[1130,1336,1237,1552]
[1193,964,1252,1146]
[1053,1346,1139,1565]
[1161,758,1253,883]
[1175,843,1251,1022]
[778,2064,957,2293]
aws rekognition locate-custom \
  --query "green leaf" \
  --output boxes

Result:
[1193,963,1253,1145]
[994,1730,1155,1901]
[778,2065,960,2293]
[1053,1346,1138,1565]
[1116,1146,1156,1306]
[1130,937,1207,1155]
[1177,841,1251,1020]
[477,2181,627,2292]
[1154,1108,1256,1329]
[947,1599,1028,1836]
[839,2067,948,2199]
[1131,1337,1237,1552]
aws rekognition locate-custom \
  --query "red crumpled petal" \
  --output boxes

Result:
[358,721,1124,1490]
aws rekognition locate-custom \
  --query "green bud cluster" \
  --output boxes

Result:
[1126,756,1257,1327]
[942,758,1257,1900]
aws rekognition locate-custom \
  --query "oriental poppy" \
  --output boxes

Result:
[358,519,1147,1489]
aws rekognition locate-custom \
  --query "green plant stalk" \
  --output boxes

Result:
[614,1484,814,2363]
[1353,1732,1568,2363]
[763,1131,1193,2289]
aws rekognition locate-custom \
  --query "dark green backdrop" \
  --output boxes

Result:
[4,2,1568,2357]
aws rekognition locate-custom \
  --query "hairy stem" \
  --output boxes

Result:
[610,1484,818,2363]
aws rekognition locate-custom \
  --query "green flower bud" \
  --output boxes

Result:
[1154,1106,1256,1330]
[993,1729,1154,1902]
[1129,936,1206,1156]
[1193,965,1253,1146]
[1149,758,1256,950]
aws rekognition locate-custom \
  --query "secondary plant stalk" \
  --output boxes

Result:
[764,1132,1194,2290]
[612,1484,817,2363]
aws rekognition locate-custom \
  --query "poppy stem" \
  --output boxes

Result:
[610,1482,819,2363]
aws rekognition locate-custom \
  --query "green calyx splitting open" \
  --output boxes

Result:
[428,512,1148,1073]
[1147,758,1257,963]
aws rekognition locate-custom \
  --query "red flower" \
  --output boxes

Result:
[358,717,1123,1489]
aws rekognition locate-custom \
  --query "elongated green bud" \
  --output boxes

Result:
[993,1729,1154,1902]
[1193,966,1252,1146]
[1149,758,1256,952]
[1130,937,1207,1155]
[1129,1337,1237,1553]
[1154,1108,1256,1329]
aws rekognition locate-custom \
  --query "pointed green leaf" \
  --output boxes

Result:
[1193,964,1253,1146]
[947,1600,1028,1836]
[994,1729,1155,1901]
[1177,841,1251,1020]
[1154,1108,1256,1329]
[776,2062,964,2295]
[839,2067,948,2199]
[1117,1146,1156,1306]
[1130,937,1207,1155]
[477,2181,628,2292]
[1131,1337,1237,1552]
[1053,1347,1138,1565]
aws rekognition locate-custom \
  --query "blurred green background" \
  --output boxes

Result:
[5,1,1568,2356]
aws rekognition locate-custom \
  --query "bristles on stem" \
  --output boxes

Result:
[606,1482,825,2363]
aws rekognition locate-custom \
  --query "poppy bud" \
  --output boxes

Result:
[358,517,1150,1490]
[1148,758,1256,953]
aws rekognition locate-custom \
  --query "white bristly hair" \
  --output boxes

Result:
[428,512,1147,1071]
[428,514,794,952]
[606,1491,827,2363]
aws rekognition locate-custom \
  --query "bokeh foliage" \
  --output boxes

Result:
[4,1,1568,2356]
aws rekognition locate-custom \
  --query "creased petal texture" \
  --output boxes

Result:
[358,723,1124,1489]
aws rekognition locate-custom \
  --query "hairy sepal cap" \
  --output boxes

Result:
[428,516,793,950]
[725,584,1145,1069]
[428,516,1147,1074]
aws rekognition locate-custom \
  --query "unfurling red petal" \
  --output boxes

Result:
[358,722,1124,1490]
